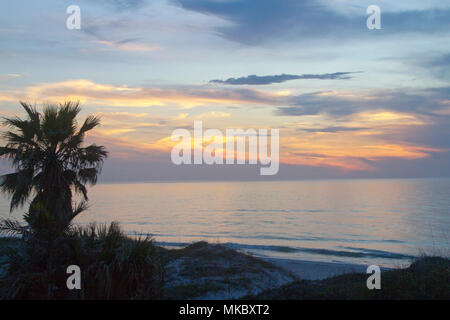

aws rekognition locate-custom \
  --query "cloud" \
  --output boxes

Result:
[428,53,450,67]
[2,86,446,175]
[209,72,358,85]
[85,115,440,174]
[281,134,441,171]
[193,111,231,119]
[301,126,368,133]
[0,79,281,108]
[423,53,450,81]
[86,0,147,11]
[175,0,450,44]
[81,20,163,53]
[276,87,450,117]
[272,87,450,171]
[0,73,21,84]
[95,39,162,52]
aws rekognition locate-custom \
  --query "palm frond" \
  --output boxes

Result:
[0,218,26,236]
[78,144,108,166]
[78,167,99,185]
[78,115,101,135]
[0,170,34,211]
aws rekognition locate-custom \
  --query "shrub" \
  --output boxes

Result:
[1,222,165,299]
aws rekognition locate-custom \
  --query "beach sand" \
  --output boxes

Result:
[262,257,373,280]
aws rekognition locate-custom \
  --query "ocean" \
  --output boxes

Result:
[1,178,449,267]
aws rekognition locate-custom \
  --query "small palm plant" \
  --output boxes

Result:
[0,101,108,243]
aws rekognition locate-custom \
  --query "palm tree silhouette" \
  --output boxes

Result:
[0,101,108,242]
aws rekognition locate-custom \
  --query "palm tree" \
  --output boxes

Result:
[0,101,108,242]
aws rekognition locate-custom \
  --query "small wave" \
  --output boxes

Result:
[339,246,414,259]
[234,244,414,259]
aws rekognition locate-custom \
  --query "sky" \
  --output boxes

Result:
[0,0,449,182]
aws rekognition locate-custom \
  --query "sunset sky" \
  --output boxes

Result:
[0,0,449,181]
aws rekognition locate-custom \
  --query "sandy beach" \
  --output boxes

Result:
[263,257,390,280]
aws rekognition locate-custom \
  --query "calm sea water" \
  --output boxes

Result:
[1,178,449,267]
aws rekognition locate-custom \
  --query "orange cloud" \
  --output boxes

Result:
[94,40,162,52]
[79,117,444,173]
[1,81,443,173]
[280,132,441,171]
[0,79,279,108]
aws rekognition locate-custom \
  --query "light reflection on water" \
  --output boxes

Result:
[1,178,449,267]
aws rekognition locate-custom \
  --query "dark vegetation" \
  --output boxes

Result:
[0,223,164,299]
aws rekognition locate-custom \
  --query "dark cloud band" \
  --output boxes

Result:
[177,0,450,45]
[276,87,450,117]
[210,72,357,85]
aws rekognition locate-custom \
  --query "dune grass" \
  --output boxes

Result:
[0,223,164,299]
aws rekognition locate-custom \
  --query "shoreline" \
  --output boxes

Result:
[261,256,393,280]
